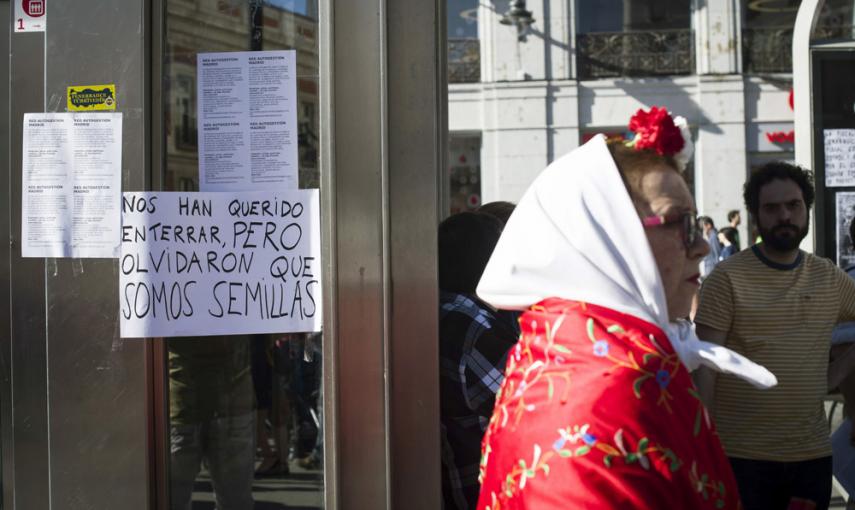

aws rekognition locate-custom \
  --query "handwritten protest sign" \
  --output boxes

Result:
[825,129,855,187]
[120,190,321,338]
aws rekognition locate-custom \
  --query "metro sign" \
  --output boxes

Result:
[24,0,44,17]
[14,0,46,32]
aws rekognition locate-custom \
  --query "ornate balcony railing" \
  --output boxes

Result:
[743,25,854,74]
[448,38,481,83]
[742,27,793,74]
[576,29,694,80]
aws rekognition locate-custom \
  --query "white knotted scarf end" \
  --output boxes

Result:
[667,320,777,389]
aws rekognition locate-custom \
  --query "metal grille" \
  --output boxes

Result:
[448,38,481,83]
[743,25,855,74]
[742,27,793,74]
[576,29,694,80]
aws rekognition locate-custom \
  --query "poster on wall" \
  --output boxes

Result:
[14,0,46,33]
[825,129,855,187]
[197,50,298,192]
[837,192,855,268]
[21,112,123,258]
[119,190,321,338]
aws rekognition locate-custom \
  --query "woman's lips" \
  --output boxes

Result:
[686,273,700,285]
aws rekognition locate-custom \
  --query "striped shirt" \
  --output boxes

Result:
[695,246,855,461]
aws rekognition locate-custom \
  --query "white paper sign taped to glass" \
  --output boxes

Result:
[21,113,123,258]
[197,50,298,191]
[825,129,855,187]
[14,0,46,32]
[838,192,855,268]
[119,190,321,338]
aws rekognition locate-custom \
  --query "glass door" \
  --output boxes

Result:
[151,0,444,507]
[158,1,324,508]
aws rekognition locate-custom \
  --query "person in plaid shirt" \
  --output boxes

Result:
[439,211,520,510]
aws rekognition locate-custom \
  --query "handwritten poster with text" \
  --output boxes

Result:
[825,129,855,187]
[119,190,321,338]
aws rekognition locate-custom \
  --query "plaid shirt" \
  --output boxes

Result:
[440,291,520,510]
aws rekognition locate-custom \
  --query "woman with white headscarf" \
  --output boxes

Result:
[475,107,775,509]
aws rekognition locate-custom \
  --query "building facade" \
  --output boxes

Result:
[448,0,854,241]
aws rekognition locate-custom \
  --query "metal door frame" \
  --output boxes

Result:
[7,7,51,509]
[327,0,445,504]
[0,2,13,505]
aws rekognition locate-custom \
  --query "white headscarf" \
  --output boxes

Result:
[477,135,776,389]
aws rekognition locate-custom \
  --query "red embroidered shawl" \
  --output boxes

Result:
[477,299,742,509]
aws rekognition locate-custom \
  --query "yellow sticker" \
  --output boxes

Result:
[67,84,117,111]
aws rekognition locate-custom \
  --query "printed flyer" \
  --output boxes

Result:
[21,112,122,258]
[197,50,298,191]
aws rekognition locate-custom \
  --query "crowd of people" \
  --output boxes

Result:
[439,106,855,510]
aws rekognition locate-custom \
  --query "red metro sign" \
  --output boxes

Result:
[22,0,44,17]
[766,131,795,143]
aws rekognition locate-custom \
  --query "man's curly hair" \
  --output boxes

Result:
[743,161,815,216]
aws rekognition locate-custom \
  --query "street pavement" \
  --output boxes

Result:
[191,461,323,509]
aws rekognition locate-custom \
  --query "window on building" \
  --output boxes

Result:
[264,0,317,19]
[576,0,693,79]
[447,0,480,83]
[742,0,799,74]
[814,0,855,39]
[578,0,690,33]
[742,0,855,74]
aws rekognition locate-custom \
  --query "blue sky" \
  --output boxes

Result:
[448,0,478,38]
[265,0,309,15]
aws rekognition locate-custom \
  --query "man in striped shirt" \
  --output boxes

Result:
[695,161,855,510]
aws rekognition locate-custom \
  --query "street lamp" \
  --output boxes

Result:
[499,0,535,41]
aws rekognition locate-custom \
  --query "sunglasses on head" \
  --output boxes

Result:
[641,212,702,250]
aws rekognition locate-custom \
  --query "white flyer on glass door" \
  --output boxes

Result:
[825,129,855,187]
[197,50,298,191]
[21,113,123,258]
[14,0,46,33]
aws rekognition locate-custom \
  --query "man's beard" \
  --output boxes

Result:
[758,218,809,252]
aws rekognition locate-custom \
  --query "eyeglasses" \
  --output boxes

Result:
[641,212,702,250]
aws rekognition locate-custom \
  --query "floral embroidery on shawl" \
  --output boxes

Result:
[477,300,741,510]
[584,317,682,413]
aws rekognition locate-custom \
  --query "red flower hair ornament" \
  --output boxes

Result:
[626,106,693,172]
